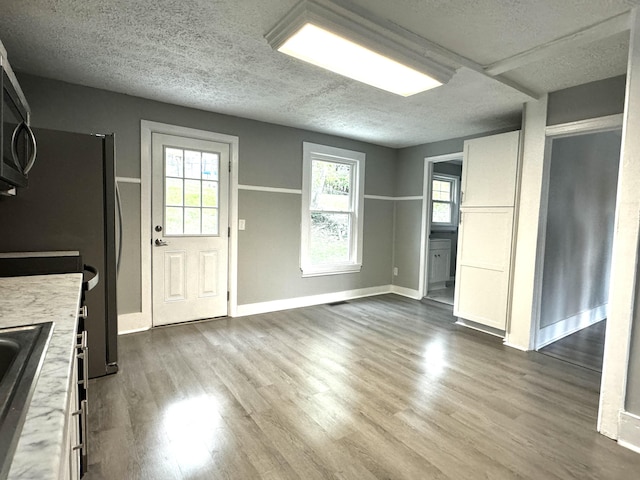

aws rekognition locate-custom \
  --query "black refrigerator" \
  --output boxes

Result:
[0,127,119,378]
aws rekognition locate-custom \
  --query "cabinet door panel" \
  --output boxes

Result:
[461,131,520,208]
[454,208,514,330]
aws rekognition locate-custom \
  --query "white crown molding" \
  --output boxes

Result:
[545,114,624,138]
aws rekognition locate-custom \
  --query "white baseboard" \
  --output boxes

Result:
[235,285,393,317]
[120,284,427,328]
[390,285,422,300]
[536,304,607,349]
[455,318,505,338]
[619,411,640,454]
[118,312,151,335]
[503,341,530,352]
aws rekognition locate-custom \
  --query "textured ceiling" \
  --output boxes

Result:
[0,0,634,147]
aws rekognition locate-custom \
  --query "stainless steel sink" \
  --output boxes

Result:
[0,323,53,479]
[0,340,20,382]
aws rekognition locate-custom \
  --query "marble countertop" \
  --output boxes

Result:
[0,273,83,480]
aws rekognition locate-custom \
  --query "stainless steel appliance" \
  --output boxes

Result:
[0,129,119,378]
[0,39,36,195]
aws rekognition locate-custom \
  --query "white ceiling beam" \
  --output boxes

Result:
[486,12,632,76]
[384,25,542,99]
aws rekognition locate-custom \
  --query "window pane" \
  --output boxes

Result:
[184,179,201,207]
[310,212,350,264]
[202,181,218,207]
[432,202,452,223]
[166,178,183,206]
[166,207,183,234]
[202,153,219,180]
[166,148,183,177]
[184,208,201,234]
[432,180,451,201]
[185,150,202,179]
[311,160,351,211]
[202,208,218,235]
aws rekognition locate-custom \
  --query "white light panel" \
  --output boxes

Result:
[278,23,443,97]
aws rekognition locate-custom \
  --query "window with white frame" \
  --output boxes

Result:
[431,174,459,228]
[301,142,365,276]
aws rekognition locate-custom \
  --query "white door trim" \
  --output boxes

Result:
[544,113,623,138]
[140,120,239,328]
[531,119,623,351]
[599,7,640,440]
[420,152,464,298]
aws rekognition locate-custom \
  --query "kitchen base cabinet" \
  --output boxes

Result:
[59,317,87,480]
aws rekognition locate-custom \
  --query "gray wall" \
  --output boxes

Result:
[392,138,466,290]
[539,131,621,328]
[547,75,626,126]
[433,161,462,178]
[17,73,396,312]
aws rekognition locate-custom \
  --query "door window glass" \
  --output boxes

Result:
[164,147,220,235]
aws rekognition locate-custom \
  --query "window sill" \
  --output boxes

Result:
[301,264,362,277]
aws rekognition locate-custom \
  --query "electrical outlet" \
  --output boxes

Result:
[238,219,246,230]
[393,267,398,276]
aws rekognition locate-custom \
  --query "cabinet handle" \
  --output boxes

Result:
[23,124,38,174]
[10,122,38,175]
[76,331,89,390]
[78,305,88,318]
[72,399,88,473]
[76,330,87,350]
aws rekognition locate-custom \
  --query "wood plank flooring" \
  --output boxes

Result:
[84,295,640,480]
[539,320,606,372]
[425,285,455,306]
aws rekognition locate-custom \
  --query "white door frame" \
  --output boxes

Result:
[419,152,464,298]
[141,120,239,329]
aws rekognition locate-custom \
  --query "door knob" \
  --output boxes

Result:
[155,239,169,246]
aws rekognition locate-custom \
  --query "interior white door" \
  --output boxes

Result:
[454,208,514,329]
[151,133,229,326]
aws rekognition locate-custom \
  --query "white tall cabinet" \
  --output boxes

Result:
[454,131,521,331]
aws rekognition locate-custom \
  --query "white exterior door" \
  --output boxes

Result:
[151,133,229,326]
[454,131,520,331]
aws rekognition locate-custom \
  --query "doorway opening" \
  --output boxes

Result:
[422,153,463,306]
[535,124,622,374]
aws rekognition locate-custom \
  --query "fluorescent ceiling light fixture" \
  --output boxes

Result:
[265,0,455,97]
[278,23,441,97]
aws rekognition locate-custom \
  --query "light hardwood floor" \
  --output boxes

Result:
[425,285,455,306]
[539,320,606,372]
[85,295,640,480]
